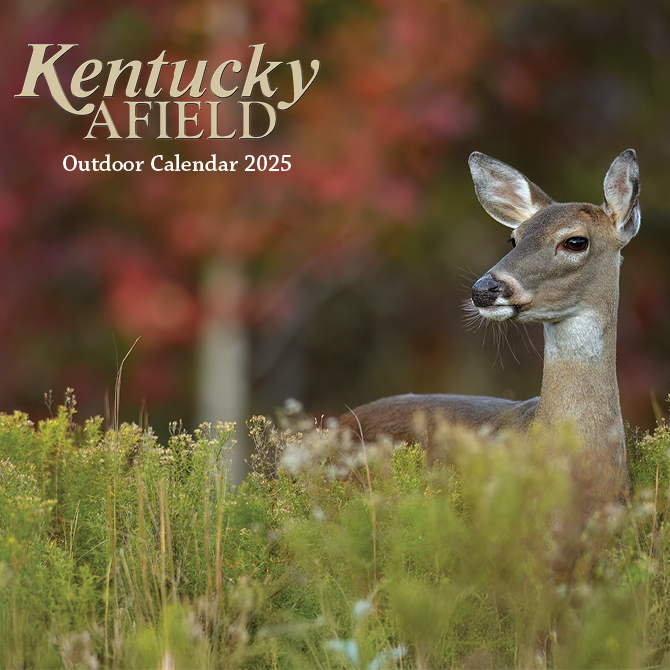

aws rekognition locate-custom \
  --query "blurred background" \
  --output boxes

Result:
[2,0,670,478]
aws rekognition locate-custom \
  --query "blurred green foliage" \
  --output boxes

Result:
[1,396,670,667]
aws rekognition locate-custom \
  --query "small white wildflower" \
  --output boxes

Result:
[283,398,303,415]
[325,464,348,480]
[368,645,407,670]
[326,639,359,666]
[281,444,312,474]
[353,596,373,620]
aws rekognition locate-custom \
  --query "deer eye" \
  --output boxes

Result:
[563,237,588,252]
[508,237,516,248]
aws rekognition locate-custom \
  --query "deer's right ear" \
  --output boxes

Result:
[469,152,553,228]
[603,148,640,247]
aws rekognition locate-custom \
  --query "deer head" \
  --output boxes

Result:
[469,150,640,329]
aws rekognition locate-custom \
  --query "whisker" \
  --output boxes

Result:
[481,320,490,349]
[512,321,531,359]
[524,324,542,360]
[461,299,486,333]
[503,324,520,365]
[455,266,479,282]
[499,323,508,369]
[462,298,530,369]
[513,322,542,361]
[493,322,504,369]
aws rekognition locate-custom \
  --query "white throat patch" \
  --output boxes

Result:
[543,311,605,363]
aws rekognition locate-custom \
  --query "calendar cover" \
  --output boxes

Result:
[2,1,669,668]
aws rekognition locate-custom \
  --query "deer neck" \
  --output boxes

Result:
[536,290,626,471]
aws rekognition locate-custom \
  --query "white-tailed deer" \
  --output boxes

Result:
[340,149,640,488]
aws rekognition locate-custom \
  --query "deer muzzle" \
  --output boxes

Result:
[471,274,512,308]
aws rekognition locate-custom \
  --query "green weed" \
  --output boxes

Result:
[0,398,669,668]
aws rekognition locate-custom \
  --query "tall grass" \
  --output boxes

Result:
[0,396,669,668]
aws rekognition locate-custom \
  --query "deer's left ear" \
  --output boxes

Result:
[469,152,553,229]
[603,149,640,247]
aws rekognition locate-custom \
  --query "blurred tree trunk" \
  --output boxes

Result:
[196,261,249,484]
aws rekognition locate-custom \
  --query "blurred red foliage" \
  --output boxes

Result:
[1,0,669,432]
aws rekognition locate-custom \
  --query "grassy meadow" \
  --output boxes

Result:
[1,391,670,669]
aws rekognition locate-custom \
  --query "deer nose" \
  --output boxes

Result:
[472,275,508,307]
